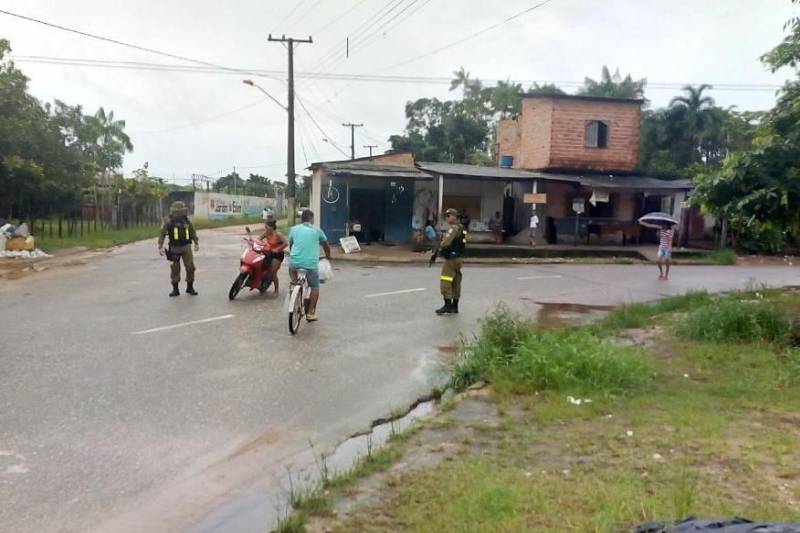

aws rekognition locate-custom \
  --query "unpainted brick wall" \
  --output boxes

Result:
[546,98,640,171]
[496,97,641,172]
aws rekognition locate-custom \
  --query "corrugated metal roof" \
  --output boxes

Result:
[318,161,431,179]
[416,162,542,179]
[575,174,692,191]
[417,162,692,190]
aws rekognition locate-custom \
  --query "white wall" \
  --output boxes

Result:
[311,170,322,221]
[440,178,505,225]
[193,192,272,220]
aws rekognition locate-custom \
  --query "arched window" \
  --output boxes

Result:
[585,120,608,148]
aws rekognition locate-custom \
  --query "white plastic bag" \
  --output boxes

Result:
[318,258,334,282]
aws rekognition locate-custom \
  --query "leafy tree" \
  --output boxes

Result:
[214,172,245,194]
[526,82,565,96]
[0,38,134,221]
[692,1,800,252]
[761,0,800,71]
[245,173,276,197]
[579,66,646,100]
[638,84,759,178]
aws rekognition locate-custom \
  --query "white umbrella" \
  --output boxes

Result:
[638,211,677,229]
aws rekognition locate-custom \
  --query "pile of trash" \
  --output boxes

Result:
[0,221,50,258]
[637,517,800,532]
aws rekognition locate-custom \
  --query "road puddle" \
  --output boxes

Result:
[533,301,614,329]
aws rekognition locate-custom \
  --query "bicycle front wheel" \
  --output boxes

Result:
[288,286,303,334]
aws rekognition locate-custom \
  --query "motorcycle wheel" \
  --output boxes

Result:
[228,272,248,300]
[258,276,273,294]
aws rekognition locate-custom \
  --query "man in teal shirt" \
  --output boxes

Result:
[288,209,332,322]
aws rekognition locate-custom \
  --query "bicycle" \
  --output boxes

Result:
[286,269,310,334]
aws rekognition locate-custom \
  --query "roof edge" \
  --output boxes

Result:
[519,93,645,105]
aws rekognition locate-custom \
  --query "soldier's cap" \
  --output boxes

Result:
[169,200,188,215]
[444,208,459,216]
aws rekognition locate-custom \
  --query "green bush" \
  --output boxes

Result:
[451,307,653,395]
[676,298,794,344]
[737,221,786,255]
[595,291,711,332]
[704,249,737,265]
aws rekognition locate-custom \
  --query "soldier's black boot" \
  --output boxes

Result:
[436,299,452,315]
[452,299,459,314]
[169,283,180,297]
[186,282,198,296]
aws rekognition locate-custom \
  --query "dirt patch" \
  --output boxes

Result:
[611,326,665,354]
[533,301,613,329]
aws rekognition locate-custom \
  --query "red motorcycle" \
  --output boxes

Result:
[228,228,274,300]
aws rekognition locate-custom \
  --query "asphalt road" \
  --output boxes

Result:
[0,225,797,533]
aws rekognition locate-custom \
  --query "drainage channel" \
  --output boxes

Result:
[190,395,442,533]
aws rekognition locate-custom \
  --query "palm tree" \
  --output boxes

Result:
[91,107,133,173]
[579,66,646,99]
[449,67,471,95]
[669,85,716,163]
[88,107,133,228]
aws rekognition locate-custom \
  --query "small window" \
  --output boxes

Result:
[585,121,608,148]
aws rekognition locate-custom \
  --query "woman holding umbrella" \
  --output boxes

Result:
[639,212,677,281]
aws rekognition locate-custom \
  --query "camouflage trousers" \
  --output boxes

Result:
[168,244,195,283]
[439,257,462,299]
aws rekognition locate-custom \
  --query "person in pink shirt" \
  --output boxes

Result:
[657,222,675,280]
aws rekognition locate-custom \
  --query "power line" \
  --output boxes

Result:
[295,93,350,157]
[0,8,286,94]
[285,0,327,34]
[130,98,267,135]
[10,56,783,91]
[307,0,406,75]
[349,0,428,57]
[378,0,557,72]
[310,0,373,35]
[270,0,308,33]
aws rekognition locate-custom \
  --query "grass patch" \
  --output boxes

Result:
[676,298,796,345]
[450,306,653,396]
[594,291,712,332]
[703,248,737,265]
[296,291,800,532]
[36,216,268,251]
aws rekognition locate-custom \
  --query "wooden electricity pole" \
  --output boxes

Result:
[269,34,312,226]
[342,122,363,160]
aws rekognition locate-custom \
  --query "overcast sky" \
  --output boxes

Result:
[1,0,797,185]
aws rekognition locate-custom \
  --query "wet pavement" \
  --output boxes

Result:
[0,226,798,532]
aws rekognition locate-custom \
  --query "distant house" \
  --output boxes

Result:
[309,152,431,243]
[310,94,696,246]
[495,93,694,243]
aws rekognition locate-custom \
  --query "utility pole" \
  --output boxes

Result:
[269,33,312,226]
[233,166,237,196]
[363,144,378,158]
[342,122,364,160]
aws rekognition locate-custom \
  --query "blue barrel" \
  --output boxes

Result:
[499,155,513,167]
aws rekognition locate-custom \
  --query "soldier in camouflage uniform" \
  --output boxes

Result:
[435,208,466,315]
[158,201,199,297]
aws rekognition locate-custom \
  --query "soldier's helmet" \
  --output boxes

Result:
[169,201,189,217]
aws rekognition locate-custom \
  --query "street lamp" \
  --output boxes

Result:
[242,79,297,224]
[242,79,286,111]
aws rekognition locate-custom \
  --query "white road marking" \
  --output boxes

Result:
[516,275,564,281]
[132,314,235,335]
[364,288,426,299]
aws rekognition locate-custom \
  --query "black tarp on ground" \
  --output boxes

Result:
[637,518,800,532]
